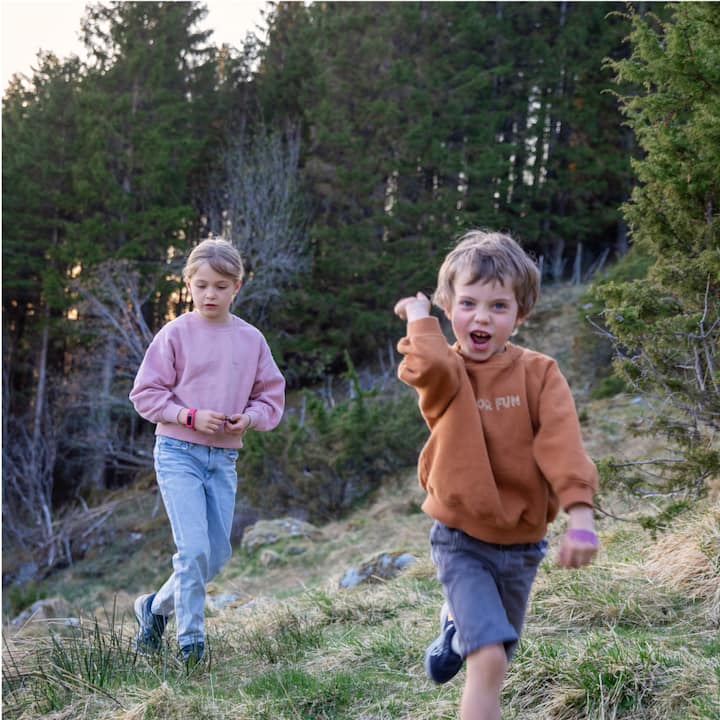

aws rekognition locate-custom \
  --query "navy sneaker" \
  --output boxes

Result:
[424,602,464,683]
[133,593,168,652]
[178,641,205,667]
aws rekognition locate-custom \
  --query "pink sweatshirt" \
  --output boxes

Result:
[130,311,285,448]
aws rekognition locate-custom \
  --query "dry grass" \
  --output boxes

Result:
[4,283,719,720]
[643,502,720,625]
[8,495,718,720]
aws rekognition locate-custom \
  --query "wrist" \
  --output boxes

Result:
[566,528,598,546]
[182,408,197,431]
[567,503,594,529]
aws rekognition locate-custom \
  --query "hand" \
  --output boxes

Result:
[223,413,251,436]
[193,409,228,434]
[557,504,599,569]
[394,292,431,322]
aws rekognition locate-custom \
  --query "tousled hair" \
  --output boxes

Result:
[183,238,244,284]
[432,230,540,318]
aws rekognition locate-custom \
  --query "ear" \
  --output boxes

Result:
[234,279,243,293]
[444,305,452,320]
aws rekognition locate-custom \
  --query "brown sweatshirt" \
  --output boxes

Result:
[398,317,598,544]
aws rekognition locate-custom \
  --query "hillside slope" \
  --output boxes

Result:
[3,286,719,719]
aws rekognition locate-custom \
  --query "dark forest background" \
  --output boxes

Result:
[3,2,718,576]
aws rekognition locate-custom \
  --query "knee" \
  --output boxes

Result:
[466,643,508,688]
[174,544,211,579]
[208,543,232,578]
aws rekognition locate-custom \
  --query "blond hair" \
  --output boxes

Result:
[183,238,244,283]
[433,230,539,318]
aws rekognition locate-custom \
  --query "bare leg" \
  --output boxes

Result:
[461,643,507,720]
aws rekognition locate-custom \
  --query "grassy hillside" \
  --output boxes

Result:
[3,286,719,720]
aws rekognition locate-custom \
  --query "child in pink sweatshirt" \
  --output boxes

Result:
[129,237,285,665]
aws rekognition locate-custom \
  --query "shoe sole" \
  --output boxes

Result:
[134,594,150,626]
[424,601,463,683]
[134,593,162,652]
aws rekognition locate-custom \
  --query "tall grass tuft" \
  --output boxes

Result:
[3,602,144,717]
[643,503,720,625]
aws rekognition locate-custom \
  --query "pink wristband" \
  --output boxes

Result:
[567,529,598,546]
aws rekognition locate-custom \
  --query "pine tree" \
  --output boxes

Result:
[2,54,83,410]
[74,1,212,262]
[254,2,633,379]
[2,54,84,557]
[494,2,632,279]
[600,3,720,496]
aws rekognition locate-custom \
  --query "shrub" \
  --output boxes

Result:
[591,4,720,498]
[240,358,426,522]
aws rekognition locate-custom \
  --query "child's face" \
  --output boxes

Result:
[445,275,523,361]
[186,262,241,322]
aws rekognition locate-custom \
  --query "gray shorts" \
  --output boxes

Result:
[430,521,547,660]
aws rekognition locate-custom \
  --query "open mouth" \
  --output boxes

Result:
[470,331,491,344]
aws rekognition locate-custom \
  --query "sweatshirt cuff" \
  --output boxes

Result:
[559,487,596,512]
[407,316,442,337]
[162,403,185,425]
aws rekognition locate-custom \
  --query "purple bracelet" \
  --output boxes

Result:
[567,528,599,546]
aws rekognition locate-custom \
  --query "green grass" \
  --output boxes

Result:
[4,461,719,720]
[3,283,719,718]
[4,506,719,720]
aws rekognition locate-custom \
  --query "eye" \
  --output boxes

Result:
[459,300,474,308]
[493,302,508,311]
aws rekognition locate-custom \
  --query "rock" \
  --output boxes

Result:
[206,593,239,610]
[259,549,282,567]
[13,561,39,586]
[285,545,307,556]
[241,518,323,554]
[339,551,418,588]
[10,597,72,628]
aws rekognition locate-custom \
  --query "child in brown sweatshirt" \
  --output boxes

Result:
[395,230,598,720]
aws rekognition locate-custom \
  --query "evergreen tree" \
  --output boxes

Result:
[2,54,83,411]
[255,2,633,380]
[2,54,85,555]
[493,2,631,278]
[600,3,720,495]
[75,1,213,262]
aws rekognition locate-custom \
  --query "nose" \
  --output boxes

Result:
[474,304,490,323]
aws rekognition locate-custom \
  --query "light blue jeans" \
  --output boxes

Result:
[150,435,239,647]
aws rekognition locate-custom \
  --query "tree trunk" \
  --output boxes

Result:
[33,306,50,448]
[615,220,628,256]
[87,336,116,491]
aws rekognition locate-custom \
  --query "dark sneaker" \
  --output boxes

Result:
[178,641,205,668]
[133,593,168,652]
[424,602,464,684]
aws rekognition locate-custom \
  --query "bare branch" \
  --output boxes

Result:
[206,123,309,324]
